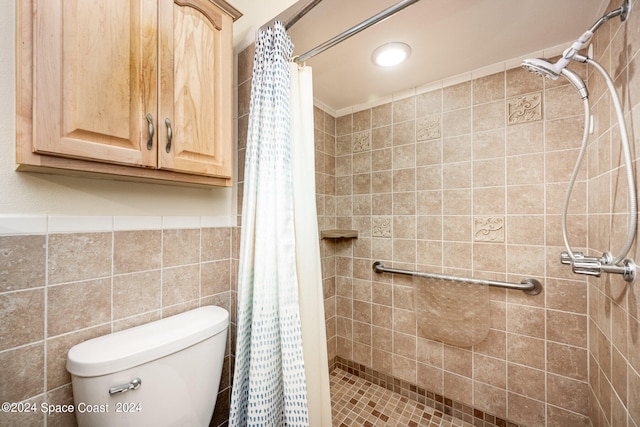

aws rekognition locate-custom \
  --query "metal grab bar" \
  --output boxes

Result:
[372,262,542,295]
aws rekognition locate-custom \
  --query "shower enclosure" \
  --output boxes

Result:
[233,0,640,425]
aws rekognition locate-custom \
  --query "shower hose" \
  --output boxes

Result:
[562,57,637,266]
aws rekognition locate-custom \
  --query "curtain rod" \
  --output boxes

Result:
[284,0,325,30]
[293,0,422,63]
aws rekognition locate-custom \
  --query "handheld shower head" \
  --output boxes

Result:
[560,68,589,100]
[521,58,588,99]
[521,58,563,80]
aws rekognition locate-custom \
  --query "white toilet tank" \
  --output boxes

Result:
[66,306,229,427]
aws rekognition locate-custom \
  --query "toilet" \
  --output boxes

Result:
[66,305,229,427]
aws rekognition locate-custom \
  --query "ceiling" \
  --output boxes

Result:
[278,0,610,112]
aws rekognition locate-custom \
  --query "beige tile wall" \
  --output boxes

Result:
[326,59,593,424]
[314,106,339,363]
[0,224,235,427]
[587,0,640,425]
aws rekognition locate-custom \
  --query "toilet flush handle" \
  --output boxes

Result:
[108,377,142,395]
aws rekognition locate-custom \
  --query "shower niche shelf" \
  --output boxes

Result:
[320,229,358,240]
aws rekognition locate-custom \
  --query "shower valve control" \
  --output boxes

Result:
[572,257,603,277]
[560,251,636,282]
[560,251,585,264]
[561,251,602,276]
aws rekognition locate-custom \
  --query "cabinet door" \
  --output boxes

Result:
[33,0,158,167]
[158,0,233,178]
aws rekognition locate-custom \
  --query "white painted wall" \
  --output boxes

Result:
[231,0,299,49]
[1,0,235,217]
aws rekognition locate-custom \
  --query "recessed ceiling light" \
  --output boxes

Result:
[371,42,411,67]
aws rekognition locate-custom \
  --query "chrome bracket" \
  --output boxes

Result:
[621,0,630,22]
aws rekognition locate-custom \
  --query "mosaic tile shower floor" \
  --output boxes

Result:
[330,368,473,427]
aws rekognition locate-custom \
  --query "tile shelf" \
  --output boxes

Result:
[320,229,358,240]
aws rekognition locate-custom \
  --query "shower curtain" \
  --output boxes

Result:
[229,22,331,427]
[290,62,332,426]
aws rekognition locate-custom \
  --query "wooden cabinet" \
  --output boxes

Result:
[17,0,242,187]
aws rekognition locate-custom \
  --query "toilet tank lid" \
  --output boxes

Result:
[66,306,229,377]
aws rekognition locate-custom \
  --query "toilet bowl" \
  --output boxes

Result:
[66,305,229,427]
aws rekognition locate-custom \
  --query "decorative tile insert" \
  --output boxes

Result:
[416,115,441,141]
[330,356,522,427]
[372,216,392,237]
[507,92,542,125]
[353,130,371,152]
[474,217,504,242]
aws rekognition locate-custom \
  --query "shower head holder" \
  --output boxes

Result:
[621,0,630,21]
[522,0,632,78]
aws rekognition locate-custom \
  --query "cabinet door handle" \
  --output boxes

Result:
[165,118,172,153]
[146,113,154,150]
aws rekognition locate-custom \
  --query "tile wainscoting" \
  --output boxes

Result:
[0,215,238,427]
